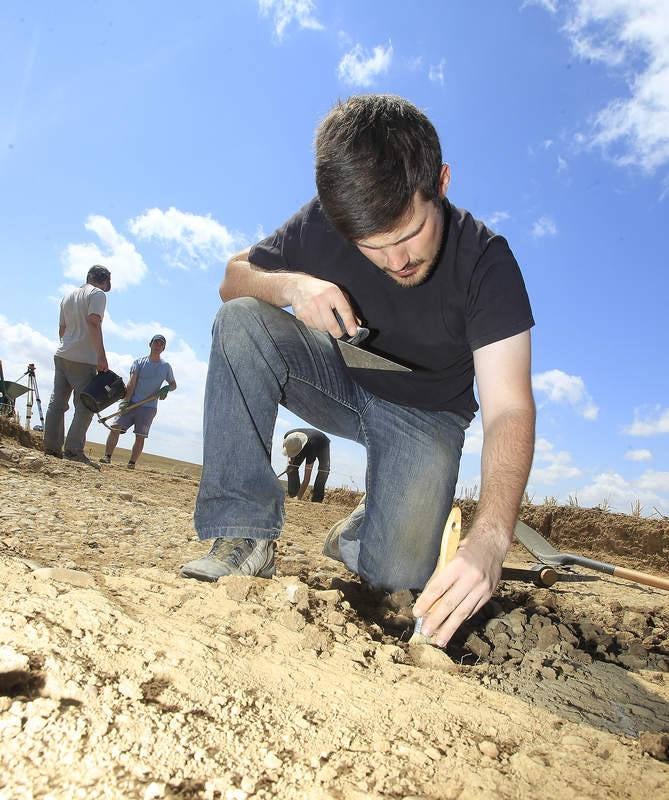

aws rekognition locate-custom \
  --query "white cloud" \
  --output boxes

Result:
[624,405,669,436]
[531,437,582,484]
[407,55,424,71]
[428,59,446,86]
[129,207,248,270]
[533,368,599,419]
[531,215,558,237]
[561,1,669,172]
[522,0,558,12]
[557,155,568,171]
[486,210,511,227]
[578,470,666,511]
[463,418,483,456]
[337,42,393,87]
[258,0,323,40]
[61,215,148,291]
[636,470,669,492]
[104,313,175,343]
[625,448,653,461]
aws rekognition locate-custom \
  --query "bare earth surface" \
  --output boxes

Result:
[1,430,668,799]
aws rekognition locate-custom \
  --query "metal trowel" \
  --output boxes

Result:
[333,311,411,372]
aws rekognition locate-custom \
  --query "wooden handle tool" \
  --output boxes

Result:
[410,506,462,643]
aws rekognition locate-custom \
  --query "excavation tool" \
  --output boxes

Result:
[333,311,411,372]
[13,364,45,431]
[500,563,601,586]
[515,520,669,591]
[410,505,462,643]
[0,360,29,419]
[95,394,160,430]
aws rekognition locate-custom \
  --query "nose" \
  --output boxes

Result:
[385,245,410,272]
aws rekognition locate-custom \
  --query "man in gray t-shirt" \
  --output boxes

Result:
[100,334,177,469]
[43,264,111,464]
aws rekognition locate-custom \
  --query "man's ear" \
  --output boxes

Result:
[438,164,451,197]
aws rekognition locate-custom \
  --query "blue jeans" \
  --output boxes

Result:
[194,298,469,591]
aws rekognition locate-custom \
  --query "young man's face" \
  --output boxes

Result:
[150,340,166,355]
[354,165,450,288]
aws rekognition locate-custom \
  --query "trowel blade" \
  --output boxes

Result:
[336,339,411,372]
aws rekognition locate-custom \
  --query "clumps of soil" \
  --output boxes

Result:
[0,418,41,450]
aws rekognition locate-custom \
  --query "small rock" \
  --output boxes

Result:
[314,589,343,605]
[263,751,282,770]
[143,783,167,800]
[639,731,669,762]
[466,633,491,659]
[386,589,415,611]
[118,678,143,700]
[562,735,588,748]
[478,740,499,759]
[32,567,95,589]
[118,491,133,501]
[327,611,346,627]
[0,645,29,674]
[408,643,458,671]
[540,666,557,680]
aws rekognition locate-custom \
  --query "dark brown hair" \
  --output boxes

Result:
[315,94,442,240]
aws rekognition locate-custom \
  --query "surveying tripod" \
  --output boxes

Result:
[15,364,45,431]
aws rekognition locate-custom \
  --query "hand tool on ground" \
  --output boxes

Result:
[333,311,411,372]
[95,394,160,430]
[500,563,600,586]
[410,505,461,643]
[514,520,669,591]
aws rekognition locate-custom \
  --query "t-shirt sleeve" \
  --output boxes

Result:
[248,204,311,271]
[465,236,534,351]
[129,359,140,376]
[166,364,175,383]
[87,288,106,319]
[59,301,65,328]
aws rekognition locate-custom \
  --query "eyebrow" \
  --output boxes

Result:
[357,217,427,250]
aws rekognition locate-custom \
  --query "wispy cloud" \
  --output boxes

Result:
[258,0,323,41]
[522,0,558,12]
[578,469,668,512]
[531,215,558,237]
[129,207,247,270]
[104,313,175,343]
[337,42,393,87]
[625,448,652,461]
[61,216,148,291]
[531,437,582,484]
[556,1,669,172]
[533,368,599,419]
[624,405,669,436]
[428,59,446,86]
[486,210,511,228]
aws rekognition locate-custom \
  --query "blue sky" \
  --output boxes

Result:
[1,0,668,515]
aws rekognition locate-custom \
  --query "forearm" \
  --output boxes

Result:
[472,407,536,542]
[297,465,313,499]
[220,257,302,308]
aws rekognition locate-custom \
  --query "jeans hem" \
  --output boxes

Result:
[196,526,281,541]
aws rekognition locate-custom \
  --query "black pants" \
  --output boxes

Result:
[287,459,330,502]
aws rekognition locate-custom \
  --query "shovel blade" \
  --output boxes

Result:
[514,520,564,565]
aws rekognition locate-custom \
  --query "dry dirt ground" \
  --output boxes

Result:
[1,430,668,800]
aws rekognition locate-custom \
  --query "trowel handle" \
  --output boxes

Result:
[333,310,369,346]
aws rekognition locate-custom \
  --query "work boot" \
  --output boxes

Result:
[99,454,111,464]
[180,537,276,582]
[323,493,366,564]
[44,448,63,459]
[127,461,135,470]
[64,451,100,470]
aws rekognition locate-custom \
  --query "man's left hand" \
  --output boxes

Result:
[412,528,509,647]
[158,386,170,400]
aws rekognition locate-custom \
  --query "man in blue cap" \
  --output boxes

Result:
[100,334,177,469]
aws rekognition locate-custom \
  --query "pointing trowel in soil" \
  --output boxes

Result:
[333,312,411,373]
[410,505,462,644]
[514,520,669,591]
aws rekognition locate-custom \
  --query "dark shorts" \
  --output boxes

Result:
[111,406,157,438]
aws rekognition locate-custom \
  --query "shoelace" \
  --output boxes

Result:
[209,537,255,567]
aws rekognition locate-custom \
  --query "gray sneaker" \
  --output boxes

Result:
[323,493,366,563]
[64,451,101,470]
[180,537,275,582]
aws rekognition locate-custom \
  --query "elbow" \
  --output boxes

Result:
[220,257,248,302]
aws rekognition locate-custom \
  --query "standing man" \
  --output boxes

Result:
[283,427,331,502]
[44,265,111,464]
[99,334,176,469]
[182,95,535,648]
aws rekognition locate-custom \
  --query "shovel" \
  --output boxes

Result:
[515,520,669,591]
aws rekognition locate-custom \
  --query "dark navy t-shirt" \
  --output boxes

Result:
[249,197,534,420]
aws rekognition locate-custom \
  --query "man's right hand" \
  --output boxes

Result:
[97,355,109,372]
[289,275,360,338]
